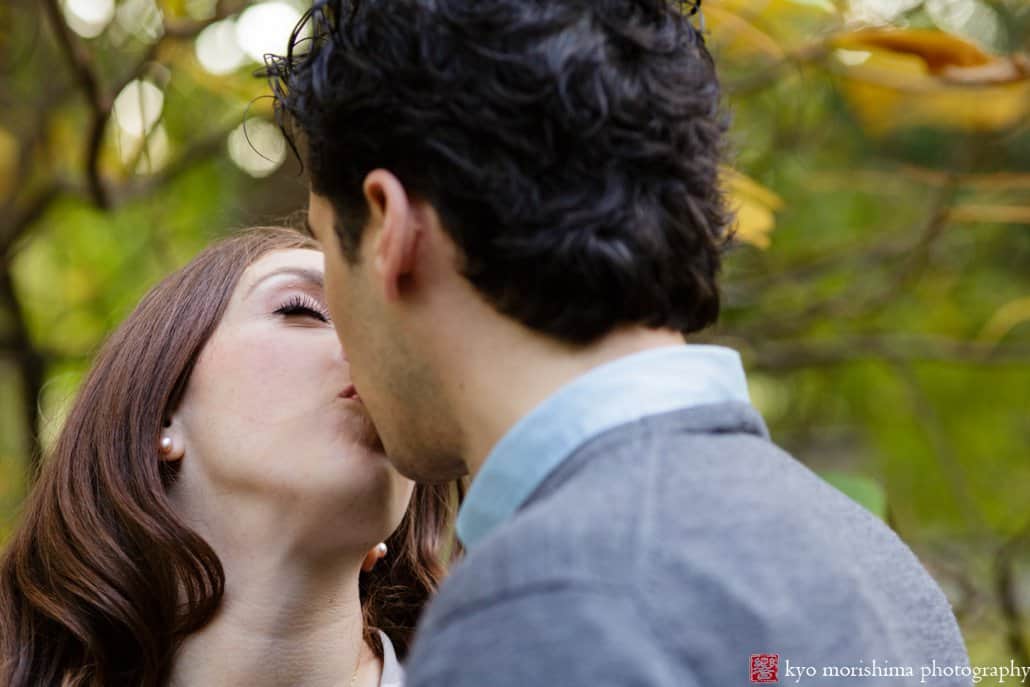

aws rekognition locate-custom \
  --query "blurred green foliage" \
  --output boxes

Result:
[0,0,1028,667]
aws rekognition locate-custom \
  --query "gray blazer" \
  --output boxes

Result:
[405,402,970,686]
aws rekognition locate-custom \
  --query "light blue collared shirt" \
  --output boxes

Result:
[456,344,752,548]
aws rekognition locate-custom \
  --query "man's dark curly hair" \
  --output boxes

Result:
[266,0,731,344]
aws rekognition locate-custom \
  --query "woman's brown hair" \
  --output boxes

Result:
[0,227,461,687]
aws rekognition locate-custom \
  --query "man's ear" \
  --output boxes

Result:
[363,169,420,302]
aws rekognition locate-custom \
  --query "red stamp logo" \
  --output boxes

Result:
[750,654,779,683]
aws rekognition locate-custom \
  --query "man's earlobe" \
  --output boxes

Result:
[364,169,419,302]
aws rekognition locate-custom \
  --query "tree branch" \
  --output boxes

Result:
[41,0,111,208]
[0,182,66,261]
[0,266,45,479]
[163,0,250,39]
[890,360,983,532]
[37,0,248,213]
[716,334,1030,370]
[110,122,242,205]
[725,41,832,95]
[39,0,103,114]
[995,521,1030,667]
[0,0,252,497]
[731,180,959,339]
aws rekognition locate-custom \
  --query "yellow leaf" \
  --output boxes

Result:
[949,205,1030,225]
[707,0,837,53]
[0,453,26,545]
[733,203,777,249]
[829,29,1030,135]
[703,5,786,60]
[0,127,16,199]
[833,28,994,73]
[722,166,784,249]
[978,297,1030,344]
[940,54,1030,86]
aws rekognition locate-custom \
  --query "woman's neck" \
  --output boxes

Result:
[167,553,380,687]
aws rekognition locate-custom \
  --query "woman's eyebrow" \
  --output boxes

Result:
[246,267,324,298]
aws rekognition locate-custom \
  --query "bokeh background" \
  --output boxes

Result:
[1,0,1028,665]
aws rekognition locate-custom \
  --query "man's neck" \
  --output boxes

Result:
[168,553,378,687]
[447,325,686,479]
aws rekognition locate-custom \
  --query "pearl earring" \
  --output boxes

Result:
[362,542,389,572]
[159,436,173,453]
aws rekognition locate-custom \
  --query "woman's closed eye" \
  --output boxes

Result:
[274,295,332,324]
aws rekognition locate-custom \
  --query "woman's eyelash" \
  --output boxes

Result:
[274,295,331,323]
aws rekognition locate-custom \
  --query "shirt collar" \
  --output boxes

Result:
[456,344,751,548]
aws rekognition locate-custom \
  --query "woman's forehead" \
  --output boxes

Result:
[239,248,324,289]
[246,248,324,279]
[223,248,327,315]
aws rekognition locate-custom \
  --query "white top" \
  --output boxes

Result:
[378,630,404,687]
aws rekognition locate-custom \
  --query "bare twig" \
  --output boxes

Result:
[0,267,45,478]
[725,41,833,95]
[39,0,103,112]
[1,121,240,264]
[0,0,254,500]
[715,334,1030,370]
[36,0,247,213]
[163,0,250,39]
[995,521,1030,667]
[0,182,66,261]
[0,1,43,78]
[41,0,111,208]
[107,0,247,109]
[924,553,982,624]
[731,180,959,339]
[890,360,984,532]
[111,121,243,205]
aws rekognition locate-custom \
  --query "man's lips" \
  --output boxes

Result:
[338,384,360,400]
